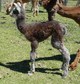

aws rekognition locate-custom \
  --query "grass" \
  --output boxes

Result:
[0,0,80,84]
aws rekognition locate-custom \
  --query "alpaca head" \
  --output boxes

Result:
[6,3,12,15]
[9,2,25,19]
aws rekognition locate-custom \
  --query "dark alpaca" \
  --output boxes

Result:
[52,3,80,25]
[9,2,70,78]
[42,0,80,25]
[69,49,80,70]
[42,0,58,21]
[42,0,63,21]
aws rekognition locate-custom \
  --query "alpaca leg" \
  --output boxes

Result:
[59,45,70,78]
[32,2,39,16]
[51,35,70,78]
[48,11,53,21]
[30,41,38,73]
[47,8,57,21]
[33,7,39,16]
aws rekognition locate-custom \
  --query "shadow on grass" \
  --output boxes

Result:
[36,68,62,76]
[70,54,76,64]
[36,54,76,64]
[0,60,30,73]
[0,54,76,75]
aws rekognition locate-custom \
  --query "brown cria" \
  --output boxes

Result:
[6,0,39,16]
[10,2,70,78]
[52,3,80,25]
[69,49,80,70]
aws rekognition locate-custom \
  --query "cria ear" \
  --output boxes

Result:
[20,3,25,15]
[17,2,22,8]
[13,3,19,8]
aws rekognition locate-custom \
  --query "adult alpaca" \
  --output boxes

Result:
[42,0,63,21]
[42,0,80,24]
[9,2,70,78]
[52,3,80,25]
[6,0,39,16]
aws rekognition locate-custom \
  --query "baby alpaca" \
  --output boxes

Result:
[9,2,70,78]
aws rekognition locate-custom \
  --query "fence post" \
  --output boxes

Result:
[0,0,2,12]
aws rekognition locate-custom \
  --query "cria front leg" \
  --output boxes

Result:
[28,41,38,76]
[28,51,36,76]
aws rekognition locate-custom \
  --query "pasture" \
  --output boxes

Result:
[0,0,80,84]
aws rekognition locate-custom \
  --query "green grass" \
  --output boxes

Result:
[0,0,80,84]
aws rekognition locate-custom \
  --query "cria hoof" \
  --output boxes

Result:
[28,71,34,76]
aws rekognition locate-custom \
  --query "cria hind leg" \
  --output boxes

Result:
[28,40,38,75]
[51,35,70,78]
[59,44,70,78]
